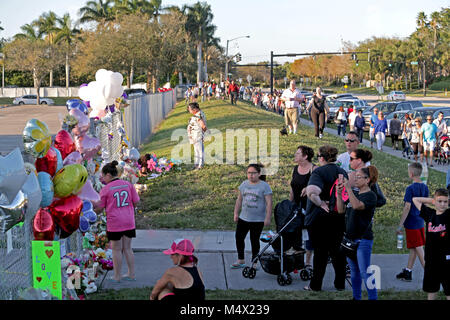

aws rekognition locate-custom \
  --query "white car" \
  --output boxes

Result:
[387,91,406,101]
[13,95,55,105]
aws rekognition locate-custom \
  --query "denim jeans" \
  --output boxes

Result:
[347,238,378,300]
[337,121,347,136]
[356,128,364,142]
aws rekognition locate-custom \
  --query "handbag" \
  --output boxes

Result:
[340,235,360,260]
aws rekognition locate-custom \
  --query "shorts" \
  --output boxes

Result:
[405,227,425,249]
[423,259,450,295]
[423,141,436,152]
[107,229,136,241]
[369,127,375,140]
[411,142,424,155]
[284,108,298,126]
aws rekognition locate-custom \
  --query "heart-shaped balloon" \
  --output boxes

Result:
[74,134,101,160]
[35,146,58,176]
[82,200,97,224]
[22,119,52,158]
[37,171,54,208]
[21,172,42,218]
[0,190,28,233]
[63,151,83,166]
[69,109,90,137]
[49,195,82,235]
[54,130,76,160]
[0,147,28,203]
[33,208,55,241]
[53,164,88,198]
[77,179,100,203]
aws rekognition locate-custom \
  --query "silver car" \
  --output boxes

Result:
[13,95,55,105]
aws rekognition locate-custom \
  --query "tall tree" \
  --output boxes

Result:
[54,14,81,90]
[182,2,218,83]
[79,0,115,24]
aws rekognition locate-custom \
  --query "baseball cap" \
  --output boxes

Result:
[163,238,195,256]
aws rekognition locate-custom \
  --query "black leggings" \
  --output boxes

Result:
[235,218,264,261]
[307,213,346,291]
[311,108,326,137]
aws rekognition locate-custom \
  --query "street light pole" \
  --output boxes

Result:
[224,35,250,81]
[0,53,4,96]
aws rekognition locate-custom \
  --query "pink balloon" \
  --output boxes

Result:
[77,179,100,204]
[75,134,101,160]
[63,151,83,166]
[70,108,90,137]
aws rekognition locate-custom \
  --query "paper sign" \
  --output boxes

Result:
[6,229,12,254]
[32,241,62,300]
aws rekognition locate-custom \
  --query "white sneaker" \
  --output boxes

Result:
[319,134,323,139]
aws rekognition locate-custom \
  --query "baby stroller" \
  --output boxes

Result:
[436,135,449,165]
[242,200,305,286]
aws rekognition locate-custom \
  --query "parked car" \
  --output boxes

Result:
[432,107,450,119]
[13,95,55,105]
[409,107,446,121]
[362,101,423,126]
[385,111,408,136]
[327,100,356,121]
[124,88,147,97]
[337,98,369,109]
[387,90,406,101]
[326,93,355,101]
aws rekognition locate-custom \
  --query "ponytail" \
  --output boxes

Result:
[102,160,119,177]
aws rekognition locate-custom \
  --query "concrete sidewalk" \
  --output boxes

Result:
[101,229,424,293]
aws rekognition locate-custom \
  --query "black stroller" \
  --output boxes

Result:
[242,200,305,286]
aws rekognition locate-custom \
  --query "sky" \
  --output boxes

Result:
[0,0,448,65]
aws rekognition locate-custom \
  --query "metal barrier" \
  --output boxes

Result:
[0,90,176,299]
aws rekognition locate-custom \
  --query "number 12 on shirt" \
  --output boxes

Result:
[113,190,129,208]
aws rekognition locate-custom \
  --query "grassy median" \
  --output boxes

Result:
[135,98,445,254]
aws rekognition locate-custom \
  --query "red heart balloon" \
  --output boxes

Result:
[49,195,82,235]
[54,130,76,160]
[33,208,55,241]
[35,147,58,176]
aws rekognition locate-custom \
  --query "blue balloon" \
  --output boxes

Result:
[79,215,90,233]
[52,147,63,172]
[37,171,54,207]
[82,200,97,223]
[66,99,89,115]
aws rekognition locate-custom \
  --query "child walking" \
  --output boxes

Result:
[396,162,428,281]
[413,189,450,300]
[231,164,273,269]
[96,161,140,282]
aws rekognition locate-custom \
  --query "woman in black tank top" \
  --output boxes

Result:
[307,87,329,138]
[150,239,205,301]
[290,146,317,210]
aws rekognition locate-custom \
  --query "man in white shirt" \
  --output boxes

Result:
[433,111,448,138]
[281,80,304,134]
[336,131,363,172]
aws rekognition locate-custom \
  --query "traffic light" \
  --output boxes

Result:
[351,53,357,60]
[235,53,242,63]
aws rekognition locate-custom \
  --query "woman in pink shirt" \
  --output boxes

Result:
[96,161,140,282]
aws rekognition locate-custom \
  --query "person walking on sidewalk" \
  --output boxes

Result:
[354,110,366,143]
[389,113,402,150]
[307,87,329,138]
[348,108,357,133]
[95,161,140,283]
[374,111,388,151]
[231,164,273,269]
[410,118,424,163]
[228,80,240,105]
[401,117,413,159]
[336,106,348,136]
[281,80,304,135]
[336,166,379,300]
[396,162,428,282]
[187,102,208,170]
[421,115,438,167]
[150,239,205,301]
[369,107,379,148]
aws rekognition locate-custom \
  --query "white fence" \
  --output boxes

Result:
[0,87,80,98]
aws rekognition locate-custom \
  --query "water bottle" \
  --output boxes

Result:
[420,162,428,184]
[397,234,404,249]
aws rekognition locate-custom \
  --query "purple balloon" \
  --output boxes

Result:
[74,134,101,160]
[122,92,128,99]
[84,100,91,109]
[70,108,90,137]
[78,180,100,203]
[80,83,88,88]
[63,151,83,166]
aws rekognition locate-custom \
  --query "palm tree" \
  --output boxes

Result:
[182,2,218,83]
[429,11,441,49]
[33,11,59,86]
[55,14,81,90]
[79,0,115,24]
[416,12,428,29]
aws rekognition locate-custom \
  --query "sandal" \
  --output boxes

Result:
[109,278,121,283]
[122,276,136,281]
[230,262,246,269]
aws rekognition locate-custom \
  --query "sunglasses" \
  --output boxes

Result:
[350,157,359,161]
[427,118,432,121]
[317,154,323,158]
[345,139,357,143]
[247,171,259,175]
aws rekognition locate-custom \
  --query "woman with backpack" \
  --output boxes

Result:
[303,145,348,291]
[336,166,379,300]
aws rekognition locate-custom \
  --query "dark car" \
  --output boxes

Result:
[432,107,450,119]
[409,107,447,121]
[124,88,147,97]
[362,101,423,126]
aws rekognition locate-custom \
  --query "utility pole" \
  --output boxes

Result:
[270,51,274,94]
[423,61,426,96]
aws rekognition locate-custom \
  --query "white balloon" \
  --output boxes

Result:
[95,69,110,82]
[79,86,91,101]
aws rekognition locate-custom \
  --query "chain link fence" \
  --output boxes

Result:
[0,90,176,300]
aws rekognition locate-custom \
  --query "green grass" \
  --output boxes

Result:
[135,98,445,254]
[87,287,447,300]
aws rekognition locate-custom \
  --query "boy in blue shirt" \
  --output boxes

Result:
[396,162,429,281]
